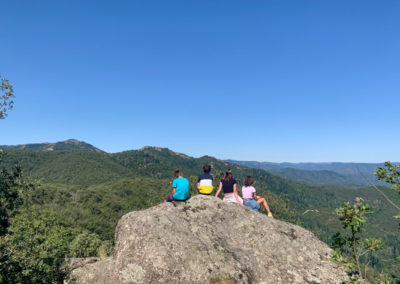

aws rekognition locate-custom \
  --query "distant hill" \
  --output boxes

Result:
[0,139,103,152]
[1,150,134,186]
[225,160,389,186]
[269,167,360,186]
[0,145,266,187]
[111,146,238,180]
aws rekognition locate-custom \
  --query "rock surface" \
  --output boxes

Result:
[71,195,347,283]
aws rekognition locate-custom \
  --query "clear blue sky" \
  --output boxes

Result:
[1,0,399,162]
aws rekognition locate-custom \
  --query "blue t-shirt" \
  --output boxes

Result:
[172,177,190,200]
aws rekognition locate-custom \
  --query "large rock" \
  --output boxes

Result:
[71,195,347,283]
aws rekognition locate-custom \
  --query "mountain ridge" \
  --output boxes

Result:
[2,139,396,165]
[1,139,392,187]
[0,139,103,153]
[225,159,394,186]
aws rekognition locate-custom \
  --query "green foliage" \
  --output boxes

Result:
[373,272,400,284]
[375,161,400,225]
[1,150,135,186]
[25,178,171,240]
[0,76,14,119]
[336,198,370,233]
[0,209,78,283]
[98,240,113,258]
[376,161,400,192]
[331,198,383,283]
[259,191,297,222]
[69,232,102,257]
[0,166,23,235]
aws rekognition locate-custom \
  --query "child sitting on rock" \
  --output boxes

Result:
[197,164,214,195]
[215,169,243,206]
[164,169,190,202]
[242,176,273,217]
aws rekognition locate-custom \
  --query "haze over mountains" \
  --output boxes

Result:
[226,159,387,186]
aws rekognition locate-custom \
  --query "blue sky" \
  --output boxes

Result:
[1,0,399,162]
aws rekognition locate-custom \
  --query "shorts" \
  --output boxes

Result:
[165,195,176,202]
[223,194,243,204]
[244,199,260,211]
[165,195,189,202]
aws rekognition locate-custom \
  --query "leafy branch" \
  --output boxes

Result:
[0,76,14,119]
[375,161,400,220]
[376,162,400,193]
[331,198,383,283]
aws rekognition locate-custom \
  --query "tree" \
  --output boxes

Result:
[331,198,383,283]
[0,166,23,235]
[0,209,78,283]
[0,76,14,119]
[375,162,400,193]
[375,162,400,221]
[69,232,102,257]
[0,76,15,161]
[1,79,76,283]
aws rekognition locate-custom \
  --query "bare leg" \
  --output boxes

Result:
[256,198,271,214]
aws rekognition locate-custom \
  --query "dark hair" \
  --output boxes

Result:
[203,164,211,173]
[224,169,233,181]
[174,169,182,178]
[244,176,254,187]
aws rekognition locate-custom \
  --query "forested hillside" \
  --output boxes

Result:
[0,139,103,152]
[2,150,135,185]
[1,140,399,282]
[226,159,389,186]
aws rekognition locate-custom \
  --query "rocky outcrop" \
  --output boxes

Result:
[71,195,347,283]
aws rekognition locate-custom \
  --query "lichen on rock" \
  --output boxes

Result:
[70,195,347,284]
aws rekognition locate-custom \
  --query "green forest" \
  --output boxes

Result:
[1,143,399,283]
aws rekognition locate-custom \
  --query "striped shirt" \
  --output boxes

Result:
[197,173,213,194]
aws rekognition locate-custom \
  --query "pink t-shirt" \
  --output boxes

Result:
[242,186,256,201]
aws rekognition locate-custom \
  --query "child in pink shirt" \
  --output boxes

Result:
[242,176,273,217]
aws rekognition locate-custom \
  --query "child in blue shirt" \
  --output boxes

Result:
[165,169,190,202]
